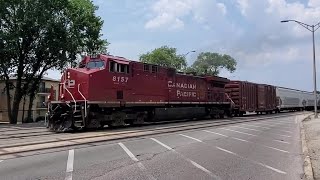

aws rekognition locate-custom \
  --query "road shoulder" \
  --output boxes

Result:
[302,115,320,180]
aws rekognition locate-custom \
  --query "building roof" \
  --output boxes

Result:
[40,76,60,82]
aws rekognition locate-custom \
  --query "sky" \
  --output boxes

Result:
[48,0,320,91]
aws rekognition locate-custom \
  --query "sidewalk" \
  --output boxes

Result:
[0,121,45,128]
[303,116,320,180]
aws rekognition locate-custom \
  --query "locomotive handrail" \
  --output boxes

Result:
[62,82,77,112]
[225,93,235,107]
[78,83,87,118]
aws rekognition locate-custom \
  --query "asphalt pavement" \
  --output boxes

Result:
[0,114,308,180]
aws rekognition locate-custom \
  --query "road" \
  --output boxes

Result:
[0,113,308,180]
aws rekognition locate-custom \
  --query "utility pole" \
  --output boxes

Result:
[281,20,320,118]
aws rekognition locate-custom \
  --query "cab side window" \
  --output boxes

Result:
[118,63,129,73]
[143,64,158,73]
[151,65,158,73]
[109,61,129,73]
[143,64,149,72]
[110,61,116,72]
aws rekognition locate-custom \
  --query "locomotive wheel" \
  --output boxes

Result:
[108,112,126,127]
[226,110,232,118]
[61,119,73,132]
[131,112,145,125]
[99,122,105,129]
[219,113,225,119]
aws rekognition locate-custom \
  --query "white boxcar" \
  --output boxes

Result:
[276,87,318,111]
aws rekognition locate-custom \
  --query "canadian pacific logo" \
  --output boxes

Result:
[167,81,197,98]
[167,81,197,90]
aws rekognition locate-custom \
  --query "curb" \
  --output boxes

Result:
[300,115,314,180]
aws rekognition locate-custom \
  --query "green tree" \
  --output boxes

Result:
[139,46,187,71]
[0,0,108,124]
[191,52,237,76]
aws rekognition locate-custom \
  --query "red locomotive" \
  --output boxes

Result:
[48,54,234,132]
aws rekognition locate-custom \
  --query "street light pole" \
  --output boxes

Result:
[184,50,196,57]
[312,25,318,118]
[184,50,196,67]
[281,20,320,118]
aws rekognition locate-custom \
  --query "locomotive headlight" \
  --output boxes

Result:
[67,72,70,79]
[61,94,64,99]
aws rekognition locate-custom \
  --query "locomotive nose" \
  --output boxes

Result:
[59,68,89,101]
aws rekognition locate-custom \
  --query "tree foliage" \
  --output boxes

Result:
[0,0,108,124]
[139,46,187,71]
[190,52,237,76]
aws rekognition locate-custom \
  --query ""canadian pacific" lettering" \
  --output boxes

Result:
[177,90,197,98]
[167,81,197,90]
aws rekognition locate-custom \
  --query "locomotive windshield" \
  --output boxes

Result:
[86,60,105,69]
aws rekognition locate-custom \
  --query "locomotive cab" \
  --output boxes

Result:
[48,55,133,131]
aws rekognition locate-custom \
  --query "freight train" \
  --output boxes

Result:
[47,54,319,132]
[226,81,319,116]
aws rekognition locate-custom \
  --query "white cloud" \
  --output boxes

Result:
[108,41,156,60]
[216,0,320,68]
[233,46,307,68]
[171,18,184,30]
[266,0,320,24]
[144,0,227,30]
[308,0,320,7]
[144,0,191,30]
[217,3,227,15]
[237,0,249,16]
[145,13,185,30]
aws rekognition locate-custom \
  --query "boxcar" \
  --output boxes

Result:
[225,81,277,116]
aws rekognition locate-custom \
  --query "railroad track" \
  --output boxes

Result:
[0,111,300,143]
[0,112,310,158]
[0,111,301,141]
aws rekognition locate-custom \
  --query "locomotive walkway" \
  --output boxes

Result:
[0,112,313,180]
